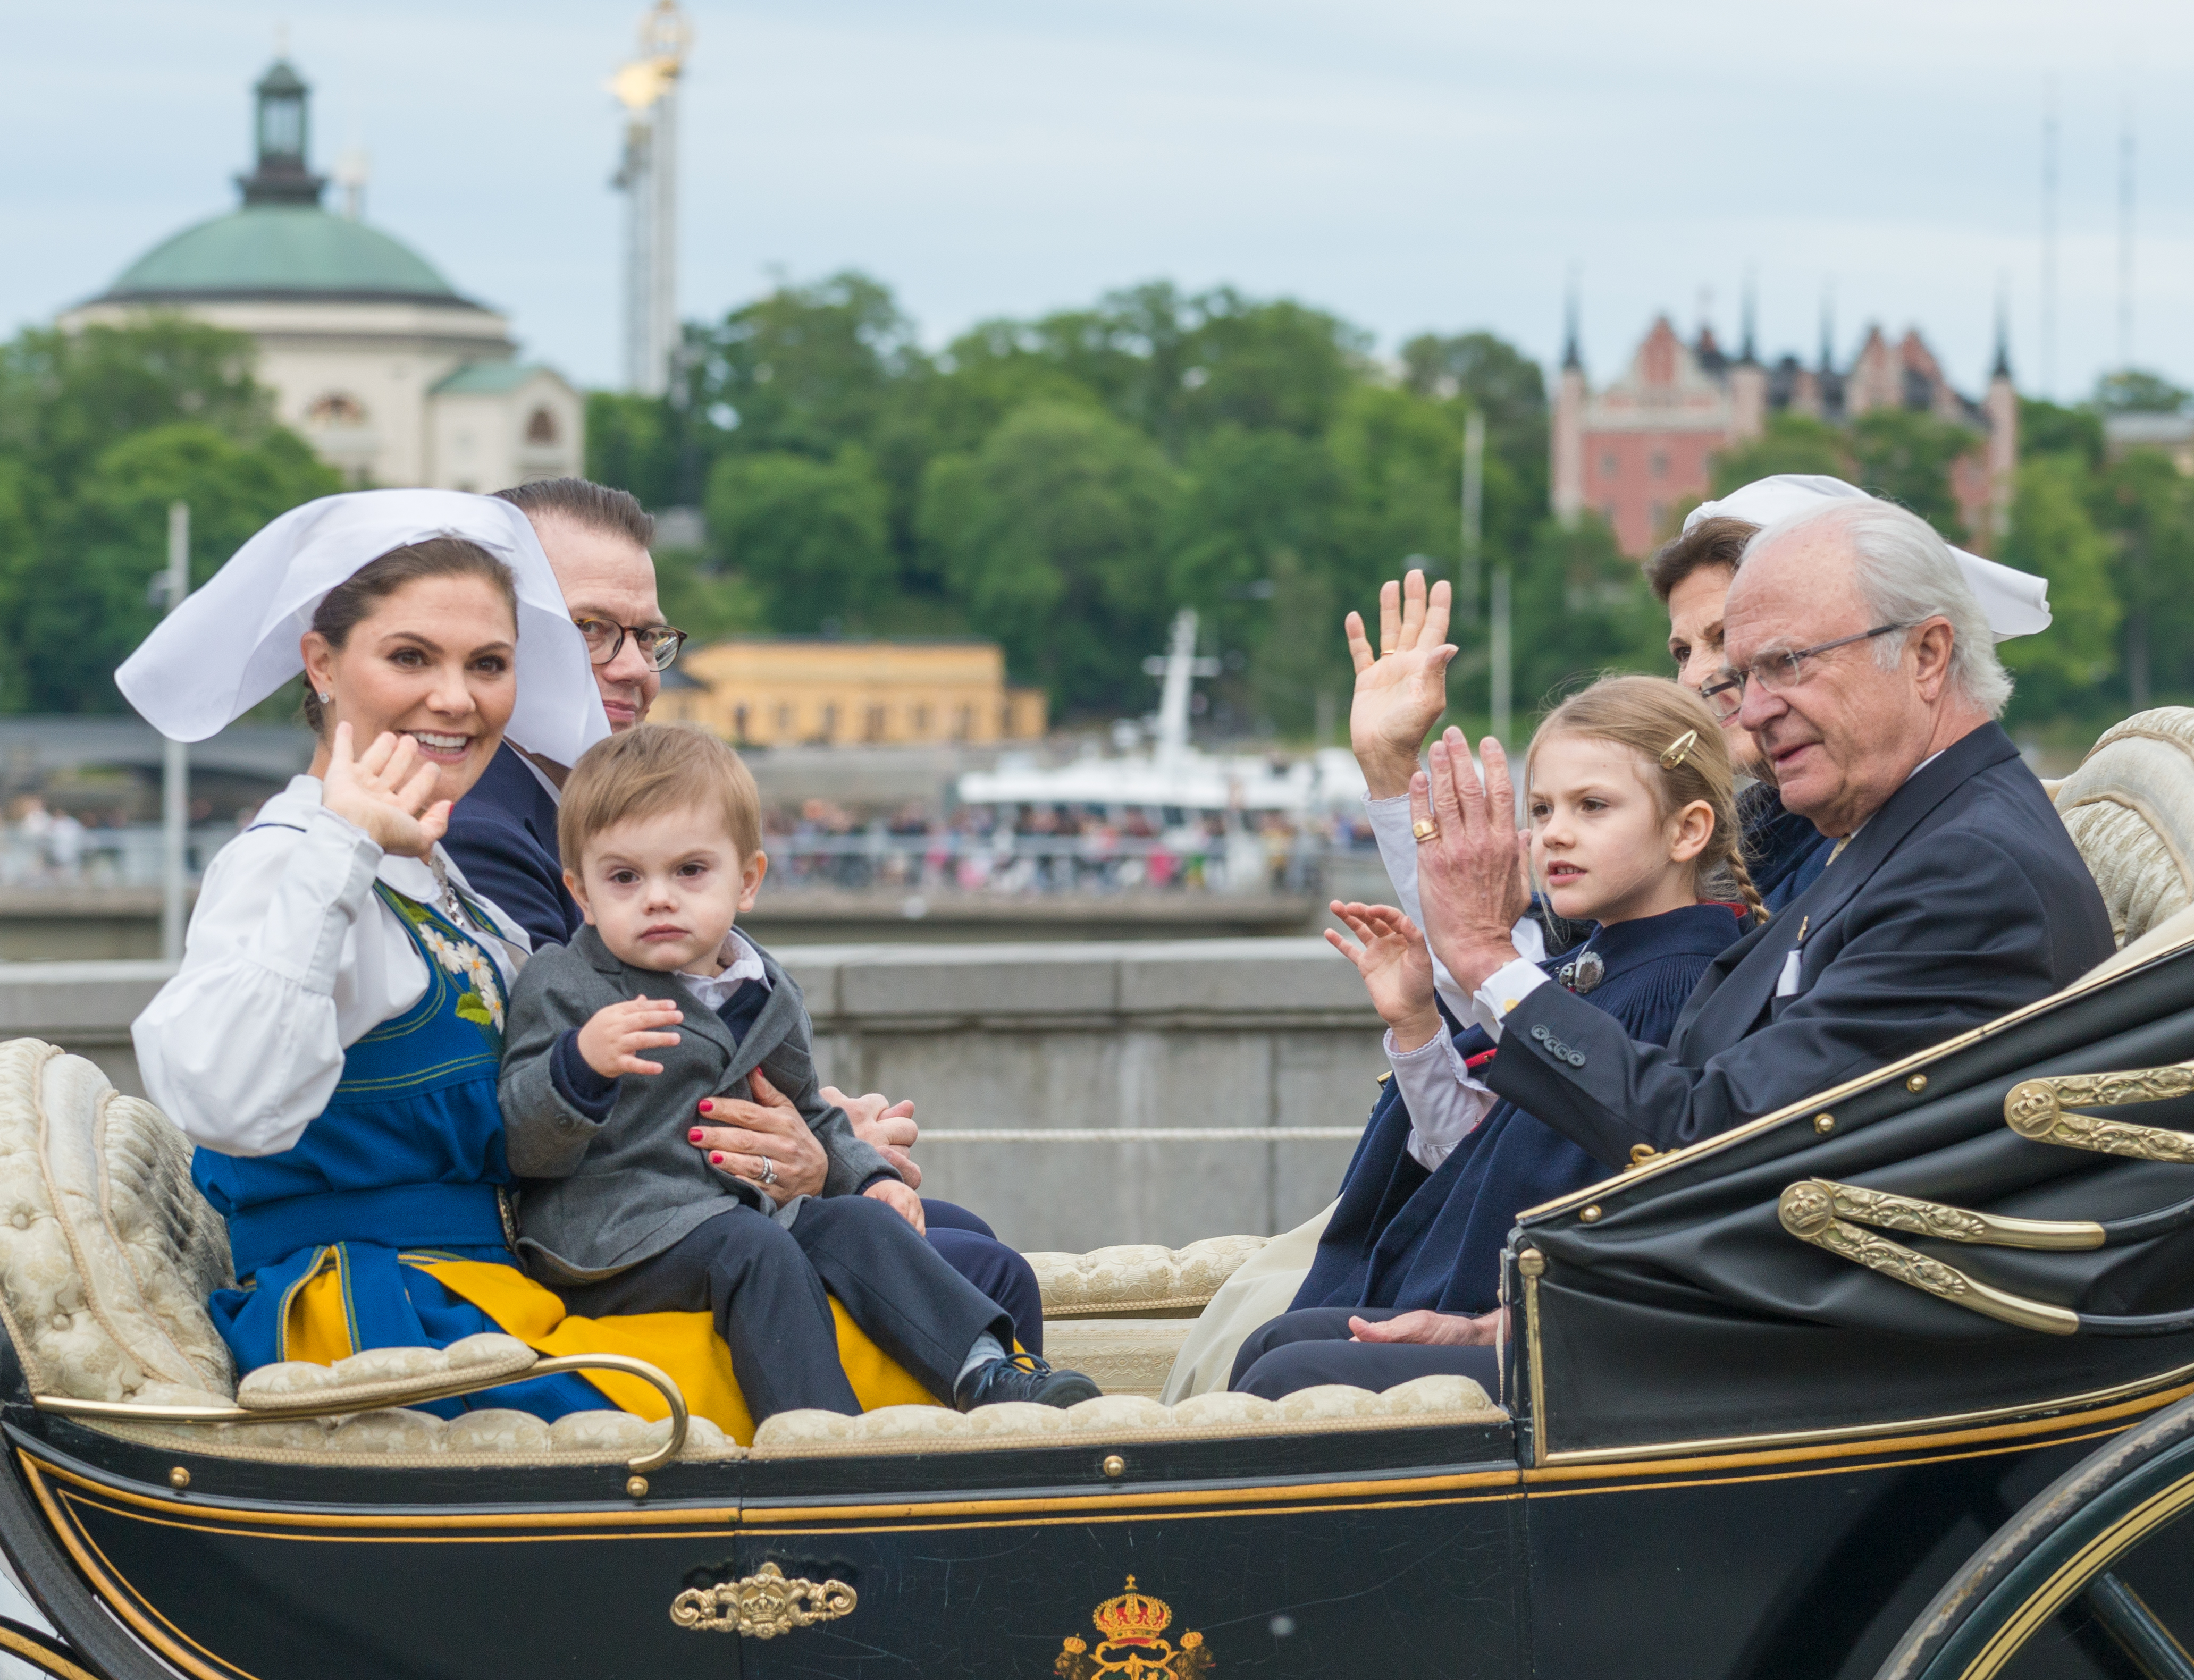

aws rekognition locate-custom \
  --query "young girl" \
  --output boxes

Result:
[1232,674,1758,1400]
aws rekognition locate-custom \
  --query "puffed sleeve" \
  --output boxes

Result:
[132,805,389,1159]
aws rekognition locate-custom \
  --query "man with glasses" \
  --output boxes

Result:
[1406,495,2112,1164]
[437,479,682,949]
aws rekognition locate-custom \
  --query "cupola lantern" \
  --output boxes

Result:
[237,60,326,207]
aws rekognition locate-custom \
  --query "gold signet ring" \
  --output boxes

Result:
[1411,819,1439,842]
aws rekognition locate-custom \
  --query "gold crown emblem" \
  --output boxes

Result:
[1090,1576,1172,1644]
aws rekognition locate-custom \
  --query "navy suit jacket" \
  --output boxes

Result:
[1486,722,2115,1163]
[443,742,581,951]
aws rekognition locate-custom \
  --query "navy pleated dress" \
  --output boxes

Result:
[1291,901,1746,1320]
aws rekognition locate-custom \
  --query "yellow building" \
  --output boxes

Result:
[655,639,1047,747]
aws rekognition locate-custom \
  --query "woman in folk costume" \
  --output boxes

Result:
[122,492,934,1434]
[1230,677,1752,1399]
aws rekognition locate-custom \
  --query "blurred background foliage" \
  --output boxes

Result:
[6,285,2191,745]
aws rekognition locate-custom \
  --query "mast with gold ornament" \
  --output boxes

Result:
[608,1,692,397]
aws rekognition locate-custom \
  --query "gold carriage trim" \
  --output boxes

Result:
[2005,1065,2194,1162]
[1787,1178,2103,1252]
[1056,1575,1213,1678]
[669,1561,856,1637]
[1777,1184,2079,1336]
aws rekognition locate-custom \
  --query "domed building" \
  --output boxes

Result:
[60,60,583,491]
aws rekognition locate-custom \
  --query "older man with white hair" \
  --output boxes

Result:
[1407,496,2114,1165]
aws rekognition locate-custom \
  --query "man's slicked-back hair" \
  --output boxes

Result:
[495,478,654,550]
[1645,516,1758,602]
[1740,499,2013,719]
[558,723,763,874]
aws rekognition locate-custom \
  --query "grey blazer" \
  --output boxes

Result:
[498,924,897,1286]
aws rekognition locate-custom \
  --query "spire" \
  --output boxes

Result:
[1817,286,1836,374]
[1561,273,1582,372]
[1739,273,1759,365]
[1991,285,2013,382]
[237,59,326,208]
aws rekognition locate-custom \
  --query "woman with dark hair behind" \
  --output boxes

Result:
[1646,513,1831,910]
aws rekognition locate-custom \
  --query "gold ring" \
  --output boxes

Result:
[1411,820,1439,842]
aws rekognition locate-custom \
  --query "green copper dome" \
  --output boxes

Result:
[103,206,465,306]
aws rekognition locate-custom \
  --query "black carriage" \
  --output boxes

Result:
[6,800,2194,1677]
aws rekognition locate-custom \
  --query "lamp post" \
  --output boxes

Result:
[159,502,190,962]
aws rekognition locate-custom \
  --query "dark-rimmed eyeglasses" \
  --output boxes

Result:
[574,617,688,672]
[1698,623,1909,722]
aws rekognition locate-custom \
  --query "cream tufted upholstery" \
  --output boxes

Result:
[0,1039,234,1403]
[0,1041,1507,1463]
[2054,708,2194,947]
[1029,1236,1268,1319]
[750,1373,1501,1456]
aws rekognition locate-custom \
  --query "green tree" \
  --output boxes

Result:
[1167,426,1347,732]
[2020,398,2105,467]
[1999,455,2119,723]
[918,402,1178,710]
[20,423,339,714]
[0,318,270,496]
[1708,414,1852,497]
[2093,451,2194,709]
[0,459,38,711]
[1511,514,1669,719]
[704,448,895,635]
[687,273,922,464]
[1848,409,1975,541]
[583,391,683,509]
[2096,369,2190,414]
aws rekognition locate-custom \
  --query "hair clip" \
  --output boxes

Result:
[1660,729,1698,771]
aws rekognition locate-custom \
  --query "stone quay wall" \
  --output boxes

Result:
[0,941,1388,1254]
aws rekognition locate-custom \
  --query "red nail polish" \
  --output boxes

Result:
[699,1100,712,1113]
[710,1152,724,1165]
[688,1129,703,1143]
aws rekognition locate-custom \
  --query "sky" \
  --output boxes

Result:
[10,0,2194,404]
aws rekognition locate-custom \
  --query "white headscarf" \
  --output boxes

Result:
[116,489,610,765]
[1682,474,2052,641]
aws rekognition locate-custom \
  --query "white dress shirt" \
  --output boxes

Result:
[132,775,531,1161]
[674,928,772,1011]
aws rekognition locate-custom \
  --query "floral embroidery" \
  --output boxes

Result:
[385,892,505,1041]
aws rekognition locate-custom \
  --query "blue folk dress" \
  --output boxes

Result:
[194,883,608,1420]
[1292,902,1745,1319]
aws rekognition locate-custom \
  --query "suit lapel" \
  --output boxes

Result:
[577,925,745,1062]
[1672,723,2021,1059]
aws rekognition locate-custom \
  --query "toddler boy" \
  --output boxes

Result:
[499,724,1098,1422]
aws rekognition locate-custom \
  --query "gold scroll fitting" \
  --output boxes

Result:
[1777,1183,2079,1336]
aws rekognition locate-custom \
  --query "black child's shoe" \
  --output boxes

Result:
[954,1352,1104,1412]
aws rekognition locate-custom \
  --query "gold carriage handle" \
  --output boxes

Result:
[34,1351,691,1474]
[2004,1065,2194,1163]
[1777,1182,2079,1336]
[670,1562,858,1637]
[1783,1177,2103,1252]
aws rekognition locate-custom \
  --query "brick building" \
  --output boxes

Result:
[1550,309,2019,555]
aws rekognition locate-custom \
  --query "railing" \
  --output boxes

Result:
[763,829,1361,896]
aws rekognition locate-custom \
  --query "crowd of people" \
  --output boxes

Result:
[113,468,2108,1440]
[766,800,1356,896]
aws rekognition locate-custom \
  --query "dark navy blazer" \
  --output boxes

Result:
[1293,904,1744,1319]
[443,742,582,952]
[1489,722,2115,1164]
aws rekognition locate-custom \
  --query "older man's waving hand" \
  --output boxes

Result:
[1412,498,2114,1166]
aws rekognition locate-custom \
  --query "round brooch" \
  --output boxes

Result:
[1558,949,1605,994]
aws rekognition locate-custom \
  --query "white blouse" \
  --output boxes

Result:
[132,775,531,1162]
[1363,793,1546,1170]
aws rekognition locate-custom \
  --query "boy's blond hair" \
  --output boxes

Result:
[557,723,763,871]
